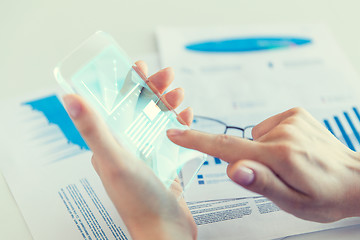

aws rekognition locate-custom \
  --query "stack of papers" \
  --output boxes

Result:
[1,24,360,240]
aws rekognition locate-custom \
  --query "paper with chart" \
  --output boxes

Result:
[181,104,360,203]
[0,90,131,240]
[157,25,360,117]
[2,89,360,240]
[157,24,360,201]
[183,104,360,240]
[0,91,88,171]
[3,23,360,240]
[157,25,360,238]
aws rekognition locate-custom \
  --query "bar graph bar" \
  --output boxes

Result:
[334,116,355,151]
[354,107,360,121]
[323,119,335,137]
[344,112,360,145]
[202,157,223,166]
[214,157,222,164]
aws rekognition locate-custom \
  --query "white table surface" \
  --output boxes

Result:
[1,0,360,239]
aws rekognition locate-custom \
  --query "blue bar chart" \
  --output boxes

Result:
[202,157,223,166]
[196,156,226,185]
[24,95,89,150]
[323,107,360,151]
[22,95,89,163]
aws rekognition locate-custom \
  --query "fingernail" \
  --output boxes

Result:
[63,95,82,119]
[167,129,185,137]
[233,166,255,186]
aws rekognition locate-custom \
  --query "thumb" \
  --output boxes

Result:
[62,94,119,157]
[227,160,300,204]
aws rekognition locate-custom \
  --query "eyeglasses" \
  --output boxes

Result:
[192,115,254,140]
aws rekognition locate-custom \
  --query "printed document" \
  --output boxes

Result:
[157,25,360,238]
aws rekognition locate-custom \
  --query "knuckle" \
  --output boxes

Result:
[282,116,299,125]
[106,168,122,183]
[275,124,296,139]
[270,142,295,164]
[214,134,231,148]
[91,155,96,164]
[255,173,274,196]
[91,155,99,172]
[251,125,260,139]
[212,134,232,159]
[98,158,122,183]
[78,121,97,139]
[287,107,306,117]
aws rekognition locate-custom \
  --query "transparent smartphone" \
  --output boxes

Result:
[54,31,206,188]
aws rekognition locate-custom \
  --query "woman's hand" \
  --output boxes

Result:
[168,107,360,223]
[63,61,196,240]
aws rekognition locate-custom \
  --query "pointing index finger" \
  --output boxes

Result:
[167,129,263,163]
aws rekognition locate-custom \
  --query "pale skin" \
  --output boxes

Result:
[63,62,360,239]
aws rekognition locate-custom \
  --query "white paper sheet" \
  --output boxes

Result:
[5,153,131,240]
[182,104,360,240]
[3,23,360,239]
[181,155,260,202]
[188,198,360,240]
[157,25,360,117]
[0,89,132,240]
[157,24,360,200]
[3,88,360,240]
[157,25,360,239]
